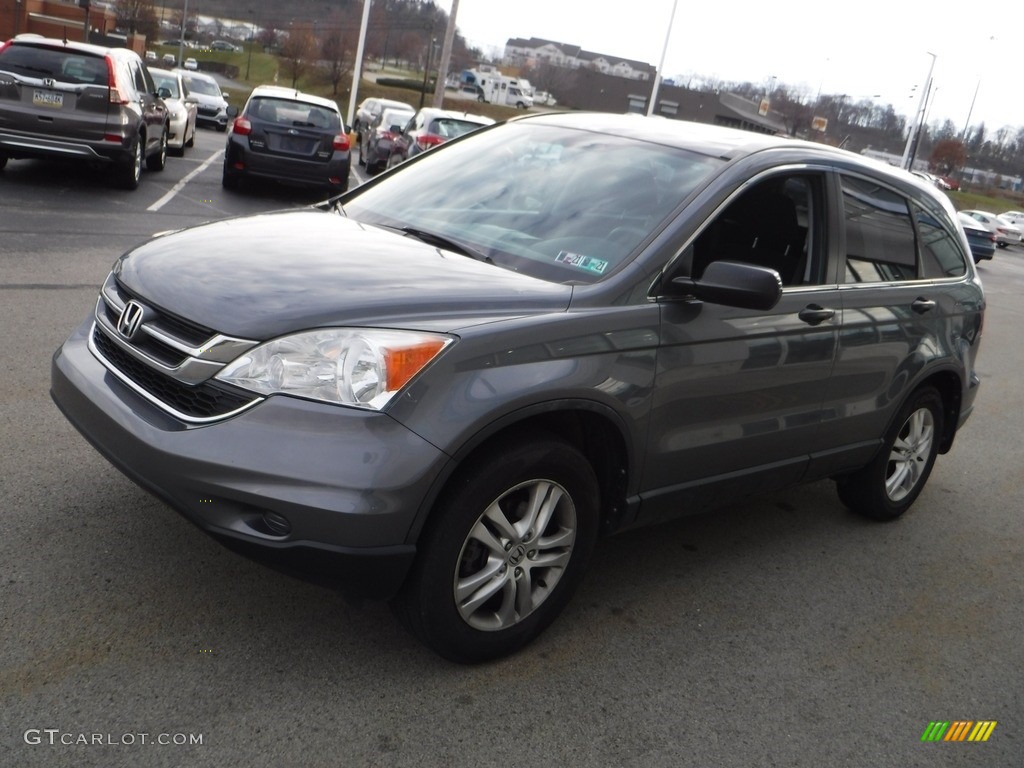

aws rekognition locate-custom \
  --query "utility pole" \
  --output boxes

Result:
[345,0,373,130]
[901,52,936,170]
[431,0,459,108]
[177,0,190,69]
[647,0,679,116]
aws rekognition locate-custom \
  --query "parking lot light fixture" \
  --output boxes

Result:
[245,10,254,80]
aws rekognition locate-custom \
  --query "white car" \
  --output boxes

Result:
[183,57,198,71]
[1000,211,1024,241]
[960,209,1022,248]
[149,67,197,155]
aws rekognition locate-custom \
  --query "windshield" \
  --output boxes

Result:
[184,76,221,97]
[343,121,722,284]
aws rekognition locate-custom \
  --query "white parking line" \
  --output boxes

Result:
[147,150,224,212]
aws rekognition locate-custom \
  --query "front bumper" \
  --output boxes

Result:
[51,317,449,598]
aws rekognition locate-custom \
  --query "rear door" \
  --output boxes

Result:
[0,44,111,142]
[815,172,976,476]
[127,58,165,154]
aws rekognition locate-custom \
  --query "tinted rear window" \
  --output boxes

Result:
[248,98,340,130]
[0,45,107,85]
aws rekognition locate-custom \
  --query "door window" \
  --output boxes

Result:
[690,173,826,287]
[841,176,918,282]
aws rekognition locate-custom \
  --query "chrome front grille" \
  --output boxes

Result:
[90,273,262,423]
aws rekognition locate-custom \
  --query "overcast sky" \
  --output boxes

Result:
[449,0,1023,135]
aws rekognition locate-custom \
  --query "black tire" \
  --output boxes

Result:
[185,123,195,148]
[836,386,944,521]
[221,163,240,190]
[395,434,599,663]
[0,153,7,170]
[115,137,143,190]
[146,127,167,172]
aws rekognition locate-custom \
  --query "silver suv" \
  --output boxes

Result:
[52,113,985,662]
[0,37,169,189]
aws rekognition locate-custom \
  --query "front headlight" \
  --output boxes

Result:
[215,329,453,410]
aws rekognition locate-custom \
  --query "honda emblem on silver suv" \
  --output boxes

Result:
[117,300,146,341]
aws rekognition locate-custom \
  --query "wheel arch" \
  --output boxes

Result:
[914,367,964,454]
[406,401,636,546]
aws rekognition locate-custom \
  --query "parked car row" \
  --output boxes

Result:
[0,36,233,189]
[352,97,495,176]
[960,209,1023,247]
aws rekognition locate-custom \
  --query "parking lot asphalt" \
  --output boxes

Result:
[1,131,1022,766]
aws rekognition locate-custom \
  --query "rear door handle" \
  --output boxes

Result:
[912,298,936,314]
[798,304,836,325]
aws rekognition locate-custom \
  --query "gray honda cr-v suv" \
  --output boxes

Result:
[0,36,169,189]
[51,113,985,662]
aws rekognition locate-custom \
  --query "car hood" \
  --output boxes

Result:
[113,209,573,339]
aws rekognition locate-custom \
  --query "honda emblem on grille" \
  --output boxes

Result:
[117,300,146,340]
[44,78,56,88]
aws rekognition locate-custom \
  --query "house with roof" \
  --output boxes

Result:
[504,37,654,81]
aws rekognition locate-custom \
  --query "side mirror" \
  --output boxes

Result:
[226,104,239,117]
[671,261,782,311]
[222,91,230,100]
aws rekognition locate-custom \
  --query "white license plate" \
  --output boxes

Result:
[32,89,64,108]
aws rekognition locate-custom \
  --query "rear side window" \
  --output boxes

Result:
[913,204,969,278]
[841,176,917,282]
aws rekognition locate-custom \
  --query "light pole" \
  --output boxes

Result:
[14,0,22,37]
[419,34,436,109]
[647,0,679,116]
[177,0,190,69]
[901,52,936,170]
[245,10,254,80]
[962,36,995,143]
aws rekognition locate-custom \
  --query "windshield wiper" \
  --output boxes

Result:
[398,227,493,264]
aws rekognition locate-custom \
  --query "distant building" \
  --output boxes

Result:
[504,37,655,82]
[547,67,787,136]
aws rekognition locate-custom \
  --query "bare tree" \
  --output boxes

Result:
[321,23,355,96]
[280,24,317,88]
[116,0,159,39]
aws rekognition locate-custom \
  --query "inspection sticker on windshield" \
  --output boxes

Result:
[556,251,608,275]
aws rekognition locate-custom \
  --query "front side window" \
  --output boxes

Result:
[841,175,918,283]
[689,173,825,286]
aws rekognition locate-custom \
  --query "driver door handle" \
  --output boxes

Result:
[798,304,836,325]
